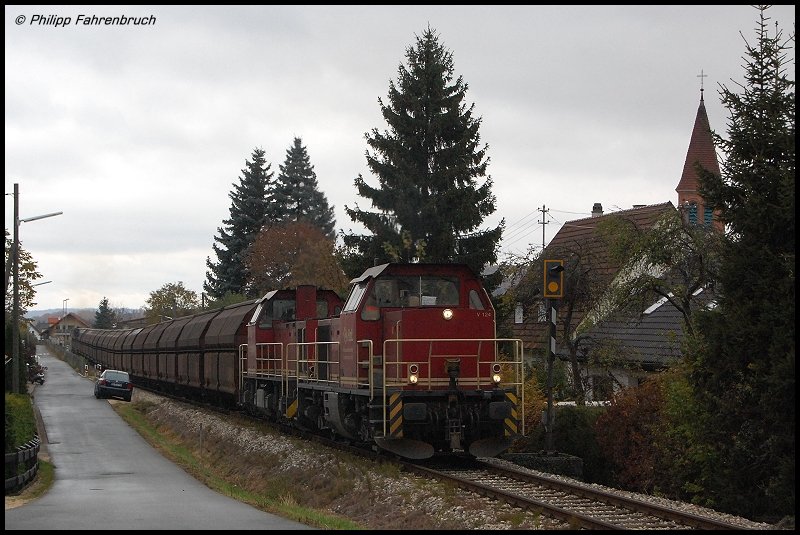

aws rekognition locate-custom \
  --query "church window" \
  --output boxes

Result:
[704,206,713,227]
[688,202,697,224]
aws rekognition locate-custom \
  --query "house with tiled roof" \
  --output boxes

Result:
[508,89,722,399]
[44,312,91,349]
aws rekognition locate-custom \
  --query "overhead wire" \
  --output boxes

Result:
[500,207,592,258]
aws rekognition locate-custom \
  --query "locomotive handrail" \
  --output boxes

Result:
[240,342,286,398]
[380,337,525,437]
[356,339,374,398]
[289,341,341,387]
[239,344,246,396]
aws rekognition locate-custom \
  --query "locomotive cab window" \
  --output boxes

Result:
[257,298,296,328]
[417,276,459,306]
[343,282,367,312]
[468,289,486,310]
[372,276,461,309]
[355,275,464,321]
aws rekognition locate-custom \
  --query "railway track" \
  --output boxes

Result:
[400,457,751,530]
[296,423,755,529]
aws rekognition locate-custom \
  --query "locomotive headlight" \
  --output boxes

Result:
[492,363,502,384]
[442,308,454,320]
[408,364,419,384]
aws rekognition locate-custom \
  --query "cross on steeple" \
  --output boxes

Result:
[697,69,708,100]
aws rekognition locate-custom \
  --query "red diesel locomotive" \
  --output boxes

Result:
[73,263,524,459]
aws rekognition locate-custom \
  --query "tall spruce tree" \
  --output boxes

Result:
[688,6,794,520]
[272,137,336,239]
[94,297,118,328]
[342,27,503,280]
[204,147,273,299]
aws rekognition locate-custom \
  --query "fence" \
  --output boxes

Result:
[5,436,41,493]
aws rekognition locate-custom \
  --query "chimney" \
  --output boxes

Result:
[591,203,603,217]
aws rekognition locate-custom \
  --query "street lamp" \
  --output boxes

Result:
[10,183,62,394]
[63,298,70,317]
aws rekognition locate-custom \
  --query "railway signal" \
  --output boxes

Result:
[543,259,564,298]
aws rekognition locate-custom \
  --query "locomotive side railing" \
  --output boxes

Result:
[239,342,286,398]
[357,339,375,397]
[289,341,341,387]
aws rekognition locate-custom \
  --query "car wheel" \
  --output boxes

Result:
[124,394,132,402]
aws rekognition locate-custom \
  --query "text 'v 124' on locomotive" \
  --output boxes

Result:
[73,263,525,460]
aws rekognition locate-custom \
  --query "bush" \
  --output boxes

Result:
[5,393,37,453]
[595,378,663,493]
[519,404,614,485]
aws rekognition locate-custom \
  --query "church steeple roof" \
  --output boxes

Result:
[676,88,721,196]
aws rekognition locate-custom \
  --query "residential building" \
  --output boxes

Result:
[44,312,91,349]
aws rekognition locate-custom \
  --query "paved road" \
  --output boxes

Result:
[5,345,312,530]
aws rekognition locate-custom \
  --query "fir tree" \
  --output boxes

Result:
[93,297,118,328]
[272,137,336,239]
[204,147,273,299]
[342,27,503,281]
[688,6,794,520]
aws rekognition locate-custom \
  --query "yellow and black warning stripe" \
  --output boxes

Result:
[504,391,518,437]
[388,392,403,438]
[286,397,298,419]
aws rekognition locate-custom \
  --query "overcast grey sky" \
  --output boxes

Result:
[5,5,795,313]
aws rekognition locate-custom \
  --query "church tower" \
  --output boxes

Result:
[675,73,724,232]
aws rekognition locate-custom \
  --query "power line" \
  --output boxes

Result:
[537,204,549,250]
[500,205,593,256]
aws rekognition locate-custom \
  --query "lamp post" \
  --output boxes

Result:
[10,183,62,394]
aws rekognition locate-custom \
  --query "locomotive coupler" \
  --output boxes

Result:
[447,391,464,451]
[445,358,460,389]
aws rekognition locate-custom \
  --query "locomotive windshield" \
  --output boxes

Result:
[368,276,460,308]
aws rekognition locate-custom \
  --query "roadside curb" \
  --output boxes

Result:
[29,384,51,463]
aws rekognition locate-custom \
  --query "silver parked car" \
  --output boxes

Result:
[94,369,133,402]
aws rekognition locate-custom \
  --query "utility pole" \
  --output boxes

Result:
[537,205,549,250]
[10,183,63,393]
[12,184,20,394]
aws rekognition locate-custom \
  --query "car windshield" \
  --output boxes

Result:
[105,371,129,381]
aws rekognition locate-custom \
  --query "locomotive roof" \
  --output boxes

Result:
[349,263,478,284]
